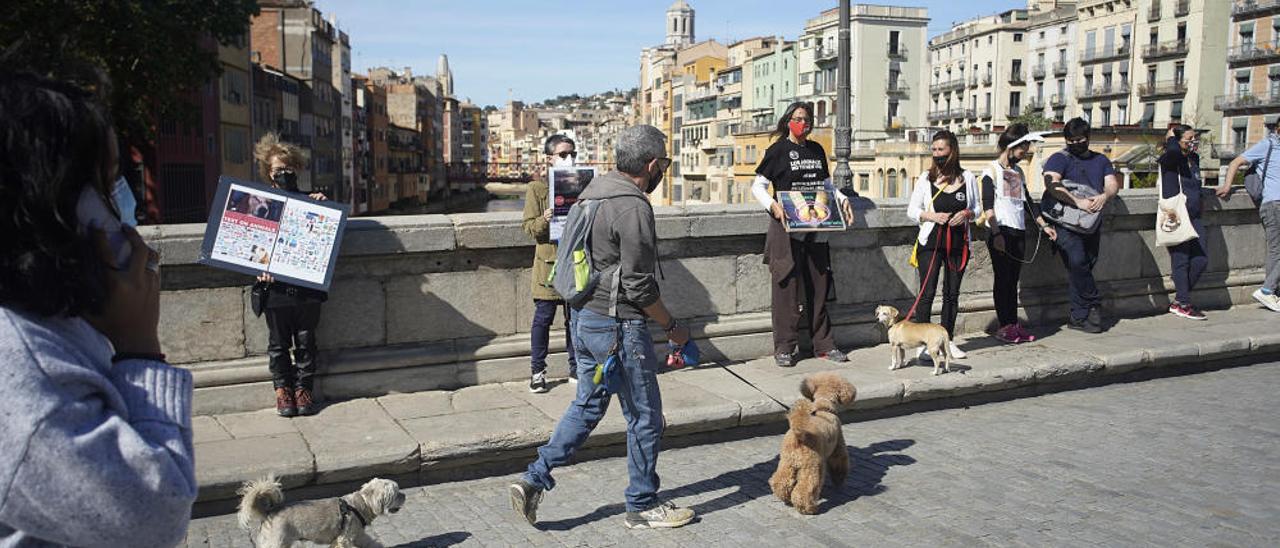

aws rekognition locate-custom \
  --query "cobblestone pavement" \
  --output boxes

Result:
[185,362,1280,547]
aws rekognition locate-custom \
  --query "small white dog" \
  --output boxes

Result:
[237,476,406,548]
[875,305,952,376]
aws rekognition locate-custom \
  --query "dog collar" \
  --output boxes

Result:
[339,498,371,529]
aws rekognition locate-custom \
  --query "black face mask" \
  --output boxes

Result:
[1067,141,1090,158]
[272,170,299,191]
[645,167,663,194]
[932,155,948,167]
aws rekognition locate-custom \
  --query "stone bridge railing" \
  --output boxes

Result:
[143,189,1267,414]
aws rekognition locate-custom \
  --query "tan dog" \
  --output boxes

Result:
[769,373,857,515]
[875,304,952,375]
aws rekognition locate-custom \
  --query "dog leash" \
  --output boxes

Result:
[718,363,791,411]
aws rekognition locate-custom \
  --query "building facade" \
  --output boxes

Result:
[1215,0,1278,163]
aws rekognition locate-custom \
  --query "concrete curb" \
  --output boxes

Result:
[192,306,1280,507]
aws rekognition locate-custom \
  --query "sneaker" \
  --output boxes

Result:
[568,375,578,385]
[775,353,795,368]
[1169,302,1207,321]
[948,341,967,359]
[1067,315,1102,334]
[293,386,316,416]
[1253,288,1280,313]
[818,349,848,363]
[528,372,548,394]
[275,387,297,417]
[1086,306,1104,332]
[994,325,1018,344]
[917,346,933,364]
[1011,324,1037,343]
[508,479,543,526]
[624,501,696,529]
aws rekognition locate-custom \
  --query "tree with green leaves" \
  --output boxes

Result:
[2,0,260,141]
[1007,108,1055,132]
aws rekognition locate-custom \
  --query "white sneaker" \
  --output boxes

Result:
[948,341,967,359]
[528,372,548,393]
[1253,288,1280,313]
[568,376,578,385]
[918,346,933,364]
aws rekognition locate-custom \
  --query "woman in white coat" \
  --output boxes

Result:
[906,130,980,360]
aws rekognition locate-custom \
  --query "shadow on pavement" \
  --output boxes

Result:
[538,437,916,530]
[389,531,472,547]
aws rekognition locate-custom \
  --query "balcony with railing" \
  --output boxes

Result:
[885,116,906,129]
[929,79,966,94]
[1139,80,1188,98]
[1215,91,1280,112]
[1078,82,1131,100]
[1007,105,1024,118]
[1081,43,1131,64]
[1027,97,1046,111]
[1032,64,1047,80]
[1051,94,1066,107]
[1228,40,1280,65]
[1175,0,1190,16]
[969,75,980,89]
[888,43,908,60]
[1144,40,1189,60]
[982,73,993,86]
[1010,69,1026,85]
[977,106,992,119]
[1234,0,1280,19]
[928,109,948,122]
[958,107,976,119]
[887,81,910,95]
[815,46,838,62]
[1212,142,1246,160]
[1053,61,1070,76]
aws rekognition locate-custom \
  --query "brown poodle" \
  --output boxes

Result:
[768,372,857,514]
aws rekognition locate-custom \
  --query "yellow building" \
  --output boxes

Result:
[218,31,253,181]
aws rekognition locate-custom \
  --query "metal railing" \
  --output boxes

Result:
[1051,94,1066,106]
[982,73,993,86]
[1010,70,1026,84]
[885,116,906,129]
[1139,80,1189,98]
[887,81,910,95]
[888,43,909,59]
[1077,82,1131,99]
[969,75,980,88]
[1027,97,1046,110]
[1144,40,1189,60]
[1234,0,1280,19]
[977,106,992,119]
[1211,142,1245,160]
[929,79,966,94]
[815,46,838,62]
[1032,64,1047,79]
[1215,91,1280,111]
[928,109,948,121]
[1228,41,1280,64]
[1054,61,1070,76]
[1081,43,1131,63]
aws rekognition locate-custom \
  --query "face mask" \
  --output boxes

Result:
[1067,141,1090,157]
[932,155,948,167]
[272,170,299,191]
[110,176,138,227]
[788,120,809,139]
[552,155,576,168]
[645,167,663,194]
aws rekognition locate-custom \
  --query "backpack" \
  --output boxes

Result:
[551,198,623,314]
[1244,137,1273,207]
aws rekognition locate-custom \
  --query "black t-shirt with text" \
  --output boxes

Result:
[755,138,830,194]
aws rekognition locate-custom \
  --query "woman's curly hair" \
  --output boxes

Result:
[0,70,115,317]
[254,132,307,182]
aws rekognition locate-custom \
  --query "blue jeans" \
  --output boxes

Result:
[1053,228,1102,322]
[1167,218,1207,305]
[523,308,665,512]
[530,299,576,377]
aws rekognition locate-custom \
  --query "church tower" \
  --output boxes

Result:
[665,0,694,47]
[437,54,454,97]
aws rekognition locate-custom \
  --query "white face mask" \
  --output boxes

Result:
[552,154,576,168]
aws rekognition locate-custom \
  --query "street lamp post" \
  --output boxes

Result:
[834,0,853,195]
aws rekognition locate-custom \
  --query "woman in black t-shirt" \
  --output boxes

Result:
[751,102,855,368]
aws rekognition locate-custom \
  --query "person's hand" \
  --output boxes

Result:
[258,272,274,283]
[84,226,162,356]
[947,210,970,226]
[770,202,785,222]
[1042,225,1058,241]
[667,324,690,346]
[1215,184,1233,199]
[1166,126,1177,139]
[991,233,1006,254]
[1085,194,1108,213]
[840,200,855,226]
[542,208,553,221]
[309,192,328,201]
[1073,196,1092,210]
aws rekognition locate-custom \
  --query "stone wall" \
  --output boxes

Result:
[143,190,1267,414]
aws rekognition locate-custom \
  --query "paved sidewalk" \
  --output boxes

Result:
[193,306,1280,505]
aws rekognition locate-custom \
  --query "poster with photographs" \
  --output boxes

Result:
[548,166,597,241]
[199,176,349,291]
[778,180,847,232]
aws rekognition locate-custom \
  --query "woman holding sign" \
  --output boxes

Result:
[253,133,329,417]
[752,101,855,368]
[906,130,980,363]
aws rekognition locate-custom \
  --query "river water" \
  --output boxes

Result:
[485,197,525,212]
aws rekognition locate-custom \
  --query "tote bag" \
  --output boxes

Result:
[1155,170,1198,247]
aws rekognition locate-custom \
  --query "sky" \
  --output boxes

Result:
[313,0,1027,108]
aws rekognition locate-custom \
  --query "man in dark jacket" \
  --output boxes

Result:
[509,125,697,530]
[521,134,579,393]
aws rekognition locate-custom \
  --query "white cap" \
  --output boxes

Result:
[1006,130,1053,150]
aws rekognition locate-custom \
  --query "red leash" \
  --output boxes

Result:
[904,220,970,320]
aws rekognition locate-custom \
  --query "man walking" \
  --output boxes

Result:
[521,134,579,392]
[1220,123,1280,312]
[1042,118,1120,333]
[509,125,696,530]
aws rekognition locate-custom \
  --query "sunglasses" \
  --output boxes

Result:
[654,157,672,170]
[555,151,578,159]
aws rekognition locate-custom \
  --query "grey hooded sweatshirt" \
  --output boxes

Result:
[578,170,660,320]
